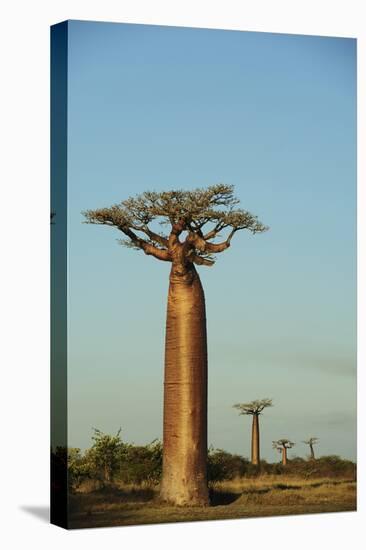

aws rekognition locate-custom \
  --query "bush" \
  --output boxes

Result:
[66,431,356,491]
[207,448,249,481]
[68,448,91,491]
[262,455,356,479]
[117,440,162,484]
[84,428,125,484]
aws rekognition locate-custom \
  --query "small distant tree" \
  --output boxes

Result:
[85,428,124,483]
[233,399,273,466]
[273,439,295,465]
[302,437,319,460]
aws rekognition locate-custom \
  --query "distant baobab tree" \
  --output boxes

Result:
[303,437,319,460]
[233,399,273,466]
[273,439,295,465]
[83,184,268,506]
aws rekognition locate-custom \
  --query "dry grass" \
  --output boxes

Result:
[68,475,356,529]
[212,474,354,496]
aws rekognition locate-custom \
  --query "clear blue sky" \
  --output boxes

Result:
[66,20,356,460]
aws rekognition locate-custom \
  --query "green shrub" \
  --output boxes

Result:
[117,440,162,484]
[66,430,356,491]
[207,448,250,481]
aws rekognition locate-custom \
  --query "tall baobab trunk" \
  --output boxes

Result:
[251,414,260,466]
[160,264,209,506]
[282,447,288,466]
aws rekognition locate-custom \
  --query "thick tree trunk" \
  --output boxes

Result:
[282,447,287,465]
[251,414,260,466]
[160,265,209,506]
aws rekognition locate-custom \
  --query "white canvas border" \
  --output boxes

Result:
[0,1,364,549]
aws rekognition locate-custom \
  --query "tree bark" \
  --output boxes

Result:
[282,447,287,465]
[160,264,209,506]
[251,414,260,466]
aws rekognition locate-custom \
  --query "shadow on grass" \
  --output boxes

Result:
[209,478,356,506]
[99,485,156,502]
[209,490,242,506]
[273,479,354,491]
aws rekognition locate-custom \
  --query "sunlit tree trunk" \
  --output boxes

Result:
[251,414,260,466]
[282,447,288,465]
[160,264,209,506]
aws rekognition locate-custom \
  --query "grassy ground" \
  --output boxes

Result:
[68,475,356,529]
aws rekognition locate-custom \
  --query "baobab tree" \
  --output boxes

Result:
[233,399,273,466]
[83,184,268,505]
[273,439,295,465]
[303,437,319,460]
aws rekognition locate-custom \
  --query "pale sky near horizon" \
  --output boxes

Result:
[65,20,356,460]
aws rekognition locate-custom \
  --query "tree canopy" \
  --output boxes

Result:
[233,399,273,416]
[83,184,268,267]
[273,439,295,451]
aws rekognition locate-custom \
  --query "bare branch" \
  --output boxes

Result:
[83,208,171,262]
[204,228,237,253]
[132,225,169,248]
[120,226,171,262]
[203,222,229,240]
[191,255,215,267]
